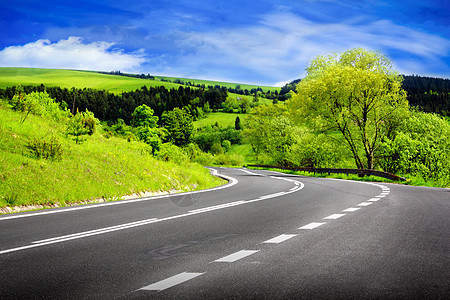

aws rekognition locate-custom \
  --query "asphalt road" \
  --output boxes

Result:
[1,167,449,299]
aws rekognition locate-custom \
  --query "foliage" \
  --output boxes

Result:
[132,104,158,128]
[25,136,63,160]
[162,108,194,146]
[156,143,190,164]
[377,110,450,186]
[67,109,98,144]
[235,116,242,130]
[135,126,162,154]
[291,48,409,170]
[10,89,70,122]
[193,124,242,153]
[288,133,340,168]
[0,102,225,208]
[244,104,295,164]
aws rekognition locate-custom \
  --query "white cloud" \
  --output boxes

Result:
[168,12,450,84]
[0,37,146,72]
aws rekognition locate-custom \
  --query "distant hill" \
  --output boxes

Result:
[0,67,279,93]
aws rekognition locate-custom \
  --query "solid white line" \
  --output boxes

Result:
[0,168,238,221]
[188,201,246,213]
[258,192,287,200]
[213,250,259,263]
[1,169,306,255]
[342,207,360,212]
[139,272,204,291]
[299,222,326,230]
[323,214,345,220]
[262,234,297,244]
[357,202,373,206]
[33,218,158,244]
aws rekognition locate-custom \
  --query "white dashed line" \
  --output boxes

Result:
[262,234,297,244]
[342,207,360,212]
[139,272,204,291]
[357,202,373,206]
[299,222,326,230]
[323,213,346,220]
[213,250,259,263]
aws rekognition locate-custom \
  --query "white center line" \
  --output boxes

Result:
[299,222,326,230]
[323,214,346,220]
[139,272,204,291]
[342,207,360,212]
[357,202,373,206]
[262,234,297,244]
[213,250,259,263]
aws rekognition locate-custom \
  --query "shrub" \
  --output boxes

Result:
[26,136,63,160]
[67,109,98,143]
[157,143,189,164]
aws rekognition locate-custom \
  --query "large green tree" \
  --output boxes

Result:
[291,48,409,170]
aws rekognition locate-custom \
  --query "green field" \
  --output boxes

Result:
[0,67,280,93]
[194,112,245,128]
[0,68,183,92]
[156,75,281,93]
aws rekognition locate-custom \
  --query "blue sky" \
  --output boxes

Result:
[0,0,449,86]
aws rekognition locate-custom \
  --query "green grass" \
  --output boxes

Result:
[194,112,244,128]
[0,100,225,210]
[0,67,281,93]
[0,67,184,92]
[155,76,280,93]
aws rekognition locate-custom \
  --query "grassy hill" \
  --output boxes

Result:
[0,99,225,211]
[0,67,280,93]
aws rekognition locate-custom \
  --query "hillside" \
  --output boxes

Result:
[0,99,225,210]
[0,67,280,93]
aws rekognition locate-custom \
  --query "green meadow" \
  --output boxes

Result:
[0,67,280,93]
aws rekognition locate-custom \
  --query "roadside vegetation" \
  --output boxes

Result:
[0,94,225,210]
[0,49,449,212]
[244,49,450,188]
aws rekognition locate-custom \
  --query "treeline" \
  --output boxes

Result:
[402,75,450,116]
[280,75,450,116]
[0,84,228,124]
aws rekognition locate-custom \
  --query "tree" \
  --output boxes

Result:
[67,109,97,144]
[291,48,409,170]
[235,116,242,130]
[162,107,194,146]
[132,104,158,128]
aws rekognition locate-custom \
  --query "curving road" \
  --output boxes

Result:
[0,167,449,299]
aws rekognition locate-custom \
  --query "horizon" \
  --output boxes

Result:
[0,1,449,86]
[1,66,449,89]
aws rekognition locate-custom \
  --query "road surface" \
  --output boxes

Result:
[1,167,449,299]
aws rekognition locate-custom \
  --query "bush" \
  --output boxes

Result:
[135,126,162,154]
[213,153,244,166]
[67,109,98,143]
[378,111,450,184]
[26,136,63,160]
[11,91,69,121]
[157,143,189,164]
